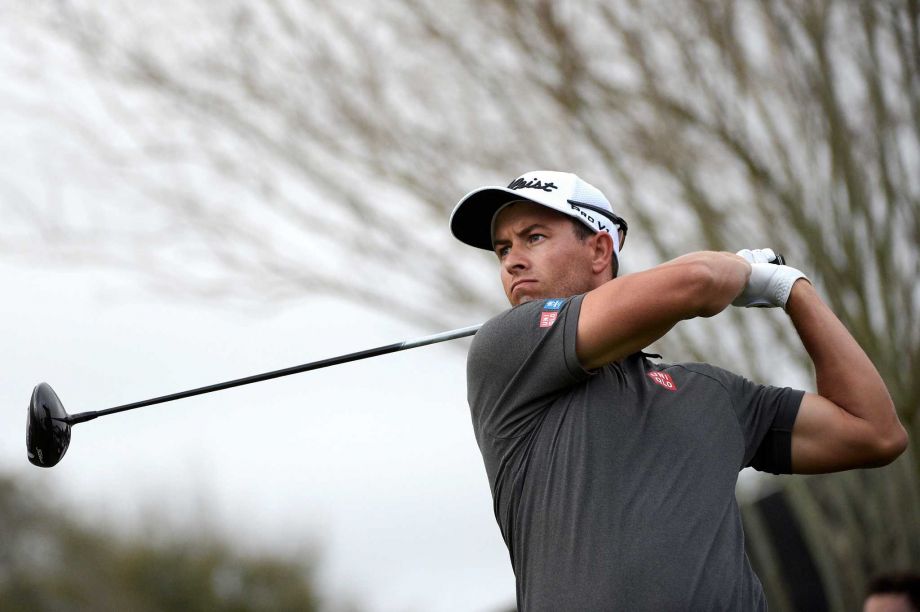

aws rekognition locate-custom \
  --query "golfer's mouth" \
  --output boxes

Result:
[510,279,537,294]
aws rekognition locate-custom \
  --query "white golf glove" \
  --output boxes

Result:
[732,248,807,309]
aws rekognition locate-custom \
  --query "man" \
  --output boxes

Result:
[864,574,920,612]
[449,171,907,611]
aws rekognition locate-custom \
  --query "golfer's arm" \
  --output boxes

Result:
[577,251,750,369]
[786,281,907,473]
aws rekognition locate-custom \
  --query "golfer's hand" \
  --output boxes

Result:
[736,248,782,266]
[732,248,807,309]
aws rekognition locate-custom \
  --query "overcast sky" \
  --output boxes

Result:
[0,7,524,608]
[1,260,516,611]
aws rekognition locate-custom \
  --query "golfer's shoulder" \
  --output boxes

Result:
[472,302,539,350]
[468,299,555,364]
[475,296,581,344]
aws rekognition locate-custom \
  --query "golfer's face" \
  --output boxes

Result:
[492,202,597,306]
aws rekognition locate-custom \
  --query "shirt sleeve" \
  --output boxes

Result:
[724,371,805,474]
[466,295,590,439]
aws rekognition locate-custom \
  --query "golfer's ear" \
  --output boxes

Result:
[591,231,615,275]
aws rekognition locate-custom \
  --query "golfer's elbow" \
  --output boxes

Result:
[871,418,909,467]
[857,406,909,468]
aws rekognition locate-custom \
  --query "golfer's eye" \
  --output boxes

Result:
[496,245,511,259]
[528,233,546,244]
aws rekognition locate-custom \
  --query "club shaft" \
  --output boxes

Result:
[67,323,482,425]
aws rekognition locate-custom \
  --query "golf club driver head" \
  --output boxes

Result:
[27,382,71,468]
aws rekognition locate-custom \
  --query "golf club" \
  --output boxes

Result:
[27,252,788,469]
[27,323,482,468]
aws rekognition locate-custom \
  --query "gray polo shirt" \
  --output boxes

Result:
[466,294,803,611]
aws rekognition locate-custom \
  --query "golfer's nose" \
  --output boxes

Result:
[502,246,529,273]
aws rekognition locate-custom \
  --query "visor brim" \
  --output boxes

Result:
[449,187,539,251]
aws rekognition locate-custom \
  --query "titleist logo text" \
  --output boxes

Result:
[508,178,558,192]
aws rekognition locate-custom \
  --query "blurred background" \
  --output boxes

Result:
[1,1,917,610]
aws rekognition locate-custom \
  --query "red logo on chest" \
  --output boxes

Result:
[647,371,678,391]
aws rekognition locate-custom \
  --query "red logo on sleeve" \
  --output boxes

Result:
[647,371,678,391]
[539,311,559,328]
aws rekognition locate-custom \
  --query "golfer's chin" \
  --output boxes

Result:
[509,285,544,306]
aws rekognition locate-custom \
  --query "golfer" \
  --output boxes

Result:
[450,171,907,611]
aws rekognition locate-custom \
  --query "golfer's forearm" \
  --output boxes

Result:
[660,251,751,316]
[786,281,905,440]
[700,251,752,315]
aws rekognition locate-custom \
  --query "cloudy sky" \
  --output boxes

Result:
[0,7,516,610]
[1,260,516,611]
